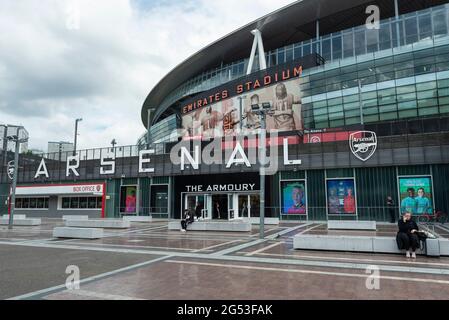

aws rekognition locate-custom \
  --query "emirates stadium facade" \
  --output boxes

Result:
[1,0,449,222]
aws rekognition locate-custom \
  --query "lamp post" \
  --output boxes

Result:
[237,96,246,131]
[7,127,29,230]
[251,102,273,239]
[73,118,83,155]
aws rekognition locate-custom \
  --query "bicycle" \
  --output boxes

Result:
[420,209,448,224]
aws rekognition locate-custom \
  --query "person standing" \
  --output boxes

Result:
[194,202,203,220]
[387,196,396,223]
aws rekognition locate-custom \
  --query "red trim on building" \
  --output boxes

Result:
[101,182,106,219]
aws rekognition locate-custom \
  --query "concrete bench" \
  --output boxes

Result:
[62,215,89,221]
[123,216,152,223]
[328,220,377,231]
[53,227,103,239]
[66,219,130,229]
[293,234,427,255]
[2,214,27,219]
[168,220,252,232]
[0,218,41,226]
[438,238,449,256]
[242,217,280,225]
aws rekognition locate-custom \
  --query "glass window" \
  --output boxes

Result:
[419,107,439,116]
[398,100,417,110]
[379,23,392,50]
[418,14,432,40]
[70,197,79,209]
[399,109,418,118]
[88,197,97,209]
[303,42,311,56]
[294,44,302,59]
[433,10,448,36]
[404,17,418,44]
[61,197,70,209]
[418,98,438,108]
[332,36,342,60]
[417,89,437,100]
[322,38,331,61]
[285,47,293,62]
[36,198,44,209]
[15,198,22,209]
[354,30,366,56]
[366,29,378,53]
[380,111,398,121]
[343,32,354,58]
[22,198,29,208]
[79,197,88,209]
[96,197,103,209]
[277,49,285,64]
[29,198,37,209]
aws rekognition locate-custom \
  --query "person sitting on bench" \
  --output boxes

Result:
[180,209,194,232]
[396,212,419,259]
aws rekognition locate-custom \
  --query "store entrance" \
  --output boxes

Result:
[238,194,260,218]
[212,194,228,220]
[183,192,259,221]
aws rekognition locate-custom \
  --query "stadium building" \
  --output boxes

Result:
[1,0,449,221]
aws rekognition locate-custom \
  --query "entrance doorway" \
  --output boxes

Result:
[237,194,260,218]
[212,194,228,220]
[182,192,259,221]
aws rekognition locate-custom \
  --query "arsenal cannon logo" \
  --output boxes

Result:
[349,131,377,162]
[7,161,15,180]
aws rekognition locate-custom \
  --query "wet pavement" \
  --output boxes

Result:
[1,219,449,300]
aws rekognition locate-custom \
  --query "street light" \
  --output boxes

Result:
[6,127,29,230]
[73,118,83,155]
[237,96,247,130]
[251,102,274,239]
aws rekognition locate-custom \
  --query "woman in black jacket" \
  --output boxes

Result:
[397,212,419,259]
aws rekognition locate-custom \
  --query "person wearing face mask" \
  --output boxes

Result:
[396,212,420,259]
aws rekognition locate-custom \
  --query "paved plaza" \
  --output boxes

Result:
[1,219,449,300]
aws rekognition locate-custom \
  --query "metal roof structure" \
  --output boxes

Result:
[141,0,448,128]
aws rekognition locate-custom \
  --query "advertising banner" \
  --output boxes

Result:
[281,180,307,215]
[121,186,137,213]
[181,70,303,140]
[326,179,356,214]
[399,177,433,215]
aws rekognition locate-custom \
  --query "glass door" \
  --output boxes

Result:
[184,194,212,220]
[249,194,260,218]
[238,195,250,219]
[203,194,212,220]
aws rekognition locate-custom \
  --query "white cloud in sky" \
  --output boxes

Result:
[0,0,296,151]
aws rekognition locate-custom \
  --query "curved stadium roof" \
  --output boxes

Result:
[141,0,446,128]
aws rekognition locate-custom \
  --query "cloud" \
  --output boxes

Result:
[0,0,295,151]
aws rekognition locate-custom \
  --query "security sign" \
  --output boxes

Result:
[349,131,377,162]
[7,161,15,180]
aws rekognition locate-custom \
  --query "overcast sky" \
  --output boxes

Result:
[0,0,295,152]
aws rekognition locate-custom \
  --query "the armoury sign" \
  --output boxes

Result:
[349,131,378,162]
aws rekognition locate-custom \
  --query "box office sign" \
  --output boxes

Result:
[16,184,104,196]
